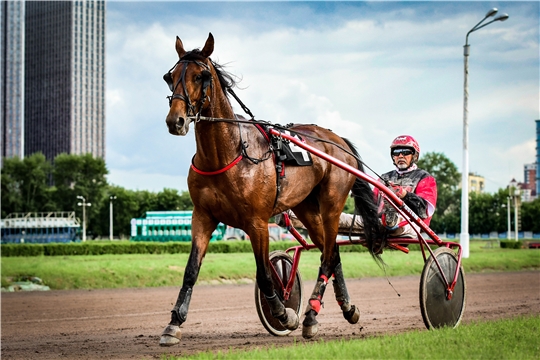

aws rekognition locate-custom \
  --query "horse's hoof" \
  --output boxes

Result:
[159,325,181,346]
[344,305,360,324]
[281,308,300,330]
[302,323,318,339]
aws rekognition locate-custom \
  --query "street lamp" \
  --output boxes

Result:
[77,196,92,242]
[460,8,509,258]
[506,196,511,240]
[109,195,117,241]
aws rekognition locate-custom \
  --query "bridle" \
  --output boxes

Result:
[163,59,213,118]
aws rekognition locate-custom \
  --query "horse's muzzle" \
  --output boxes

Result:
[166,115,189,136]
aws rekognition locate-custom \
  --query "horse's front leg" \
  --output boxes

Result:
[250,223,299,331]
[159,211,216,346]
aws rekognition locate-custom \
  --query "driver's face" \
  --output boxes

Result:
[393,152,413,170]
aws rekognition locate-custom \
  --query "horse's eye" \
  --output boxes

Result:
[195,74,202,81]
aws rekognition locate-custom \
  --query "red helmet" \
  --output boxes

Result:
[390,135,420,165]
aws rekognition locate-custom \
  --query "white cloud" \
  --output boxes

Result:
[108,169,188,192]
[105,1,539,194]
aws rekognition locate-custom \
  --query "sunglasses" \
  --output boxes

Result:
[391,148,414,157]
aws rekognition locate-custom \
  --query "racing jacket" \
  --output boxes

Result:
[374,165,437,225]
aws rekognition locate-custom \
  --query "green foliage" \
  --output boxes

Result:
[500,240,523,249]
[0,240,299,257]
[343,196,355,213]
[417,152,461,189]
[52,153,109,238]
[1,153,194,238]
[0,243,45,257]
[469,192,500,234]
[2,151,538,239]
[1,153,54,217]
[417,152,461,234]
[521,198,540,232]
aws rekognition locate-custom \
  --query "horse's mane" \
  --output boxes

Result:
[181,49,238,97]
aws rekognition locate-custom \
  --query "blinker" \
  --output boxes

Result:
[163,73,174,91]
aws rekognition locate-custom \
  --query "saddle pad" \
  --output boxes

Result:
[280,131,313,166]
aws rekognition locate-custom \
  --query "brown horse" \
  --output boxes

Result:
[160,33,383,345]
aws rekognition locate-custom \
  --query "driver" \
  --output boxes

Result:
[278,135,437,238]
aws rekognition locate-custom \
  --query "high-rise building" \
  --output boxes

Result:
[1,1,25,163]
[536,120,540,196]
[523,163,536,191]
[24,1,105,162]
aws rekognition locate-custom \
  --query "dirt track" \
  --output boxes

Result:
[2,271,539,359]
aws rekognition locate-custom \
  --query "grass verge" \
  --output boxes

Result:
[1,241,538,290]
[169,315,540,360]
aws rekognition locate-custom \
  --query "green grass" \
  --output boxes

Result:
[168,315,540,360]
[1,241,538,290]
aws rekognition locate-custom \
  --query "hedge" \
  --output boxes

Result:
[14,238,504,257]
[0,241,290,257]
[0,240,372,257]
[499,240,523,249]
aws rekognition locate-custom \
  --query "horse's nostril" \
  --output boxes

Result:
[177,117,185,128]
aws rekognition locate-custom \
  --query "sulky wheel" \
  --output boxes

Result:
[419,247,466,329]
[254,250,303,336]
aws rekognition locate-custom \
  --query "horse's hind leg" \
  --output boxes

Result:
[294,198,348,338]
[298,219,340,339]
[332,262,360,324]
[302,265,332,339]
[160,211,216,346]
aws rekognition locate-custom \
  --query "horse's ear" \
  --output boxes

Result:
[175,36,186,59]
[200,33,214,58]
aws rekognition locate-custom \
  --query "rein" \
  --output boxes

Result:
[164,58,383,184]
[165,57,272,175]
[187,115,384,183]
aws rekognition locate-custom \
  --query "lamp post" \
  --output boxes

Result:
[109,195,117,241]
[507,196,511,240]
[460,8,509,258]
[77,196,92,242]
[513,191,520,242]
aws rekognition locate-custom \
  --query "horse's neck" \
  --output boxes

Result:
[194,89,241,168]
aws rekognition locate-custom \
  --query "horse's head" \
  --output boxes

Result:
[164,33,215,136]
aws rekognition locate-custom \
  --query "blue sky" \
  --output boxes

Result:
[105,1,539,193]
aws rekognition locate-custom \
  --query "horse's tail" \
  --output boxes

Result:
[342,138,386,263]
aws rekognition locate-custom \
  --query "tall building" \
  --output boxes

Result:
[523,163,536,191]
[1,1,25,162]
[536,120,540,196]
[24,1,105,162]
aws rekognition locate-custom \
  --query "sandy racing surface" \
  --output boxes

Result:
[2,271,539,359]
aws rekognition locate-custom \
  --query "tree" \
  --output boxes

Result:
[1,153,53,217]
[417,152,461,233]
[491,188,512,234]
[469,192,498,234]
[155,188,193,211]
[94,186,141,239]
[521,198,540,233]
[343,196,355,214]
[93,188,194,239]
[52,153,109,237]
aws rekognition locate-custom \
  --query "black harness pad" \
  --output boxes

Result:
[277,131,313,166]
